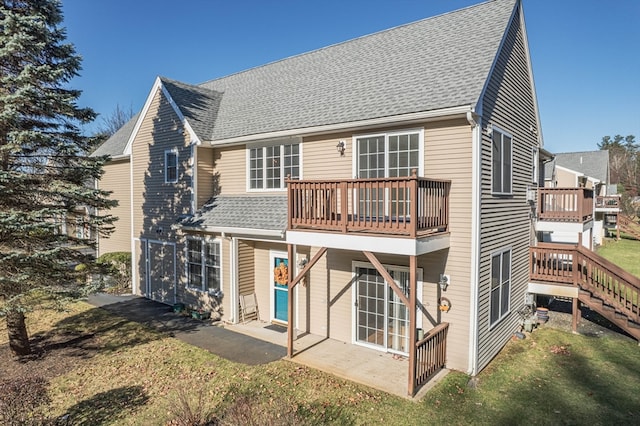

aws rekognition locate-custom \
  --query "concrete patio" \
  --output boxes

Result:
[224,320,448,399]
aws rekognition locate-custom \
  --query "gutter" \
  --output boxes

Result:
[179,225,286,239]
[206,105,473,146]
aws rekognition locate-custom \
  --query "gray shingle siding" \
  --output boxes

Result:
[553,151,610,183]
[90,112,140,158]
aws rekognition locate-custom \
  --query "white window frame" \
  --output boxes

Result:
[489,247,512,328]
[185,236,222,294]
[532,147,539,184]
[246,140,302,191]
[491,127,513,195]
[164,149,178,184]
[352,129,425,178]
[351,261,423,354]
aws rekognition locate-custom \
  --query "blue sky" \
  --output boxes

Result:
[60,0,639,153]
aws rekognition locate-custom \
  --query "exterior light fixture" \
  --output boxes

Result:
[439,274,450,291]
[336,140,346,156]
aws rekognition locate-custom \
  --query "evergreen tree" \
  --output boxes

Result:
[0,0,116,355]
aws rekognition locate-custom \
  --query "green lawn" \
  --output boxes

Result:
[597,237,640,278]
[2,301,640,425]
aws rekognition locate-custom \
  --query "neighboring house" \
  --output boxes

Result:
[92,0,596,395]
[540,150,619,245]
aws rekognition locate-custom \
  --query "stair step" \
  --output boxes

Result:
[602,305,615,312]
[628,322,640,329]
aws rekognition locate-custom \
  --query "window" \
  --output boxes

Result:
[532,147,539,184]
[165,150,178,183]
[490,249,511,326]
[492,129,512,194]
[249,142,300,190]
[187,238,221,292]
[356,130,421,178]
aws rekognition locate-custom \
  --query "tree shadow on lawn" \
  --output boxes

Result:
[61,385,149,425]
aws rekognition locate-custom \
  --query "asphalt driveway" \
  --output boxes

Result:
[87,293,287,365]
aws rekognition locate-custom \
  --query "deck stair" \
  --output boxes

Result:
[618,214,640,241]
[530,243,640,341]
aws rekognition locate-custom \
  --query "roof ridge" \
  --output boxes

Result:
[197,0,502,88]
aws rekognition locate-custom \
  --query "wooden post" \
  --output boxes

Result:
[287,243,294,358]
[408,255,417,396]
[572,297,580,334]
[409,170,418,238]
[340,181,348,233]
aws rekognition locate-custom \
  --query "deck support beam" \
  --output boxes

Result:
[408,255,417,396]
[572,297,580,334]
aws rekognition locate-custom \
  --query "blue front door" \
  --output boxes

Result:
[273,256,288,322]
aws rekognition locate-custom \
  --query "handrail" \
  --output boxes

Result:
[595,195,621,209]
[287,176,450,237]
[530,243,640,323]
[415,322,449,388]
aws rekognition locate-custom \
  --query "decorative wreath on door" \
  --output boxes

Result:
[438,297,451,312]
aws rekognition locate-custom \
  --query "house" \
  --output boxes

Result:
[540,150,619,245]
[93,0,624,396]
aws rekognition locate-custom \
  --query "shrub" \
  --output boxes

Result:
[96,252,132,293]
[0,376,51,425]
[166,386,216,426]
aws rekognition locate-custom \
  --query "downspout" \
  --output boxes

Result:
[230,236,239,323]
[466,110,481,376]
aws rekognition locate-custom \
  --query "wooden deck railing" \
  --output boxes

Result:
[537,188,593,222]
[530,243,640,323]
[595,195,621,209]
[415,322,449,388]
[287,175,450,237]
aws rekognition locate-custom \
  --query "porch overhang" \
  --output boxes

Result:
[535,219,593,234]
[286,230,450,256]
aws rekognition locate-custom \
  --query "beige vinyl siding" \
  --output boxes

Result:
[238,240,257,320]
[476,6,539,372]
[212,146,246,194]
[196,147,215,208]
[131,87,193,300]
[302,132,353,179]
[252,242,288,322]
[97,158,131,256]
[424,118,473,371]
[555,168,578,187]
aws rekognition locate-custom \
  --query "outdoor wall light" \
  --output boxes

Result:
[336,140,346,156]
[439,274,450,291]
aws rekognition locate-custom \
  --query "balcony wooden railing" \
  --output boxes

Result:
[537,188,593,222]
[595,195,621,209]
[530,243,640,324]
[415,322,449,389]
[287,175,450,238]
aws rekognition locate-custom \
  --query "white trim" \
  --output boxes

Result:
[123,77,201,156]
[488,247,513,330]
[468,114,481,376]
[164,148,178,184]
[229,237,239,323]
[270,250,289,324]
[490,126,513,195]
[191,144,197,213]
[351,261,423,355]
[129,147,136,294]
[184,235,223,294]
[287,230,449,256]
[246,138,302,192]
[181,225,285,239]
[208,106,472,146]
[132,237,140,295]
[527,282,578,298]
[352,128,425,178]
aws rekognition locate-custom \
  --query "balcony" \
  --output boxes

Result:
[286,175,450,238]
[595,195,621,212]
[537,188,594,223]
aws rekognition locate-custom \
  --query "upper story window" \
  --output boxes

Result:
[355,130,423,178]
[532,147,539,185]
[491,128,512,194]
[490,248,511,326]
[165,149,178,183]
[248,142,300,190]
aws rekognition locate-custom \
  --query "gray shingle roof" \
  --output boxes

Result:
[95,0,518,155]
[160,77,221,140]
[553,150,610,183]
[181,195,287,232]
[201,0,517,141]
[90,112,140,158]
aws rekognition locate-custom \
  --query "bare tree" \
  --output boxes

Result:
[96,103,135,137]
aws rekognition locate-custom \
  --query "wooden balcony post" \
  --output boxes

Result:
[410,170,418,238]
[287,243,294,358]
[408,255,417,396]
[286,175,293,230]
[340,181,348,233]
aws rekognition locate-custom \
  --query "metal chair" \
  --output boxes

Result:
[239,292,259,323]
